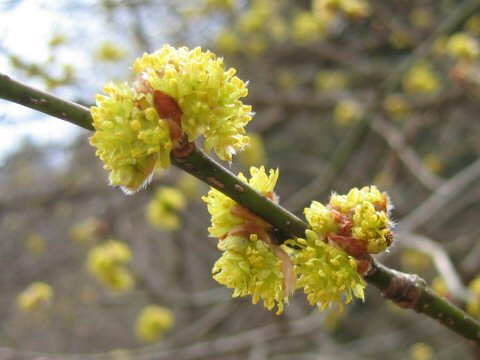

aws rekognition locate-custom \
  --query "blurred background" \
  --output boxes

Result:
[1,0,480,359]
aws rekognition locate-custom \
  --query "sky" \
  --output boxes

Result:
[0,1,98,163]
[0,0,214,164]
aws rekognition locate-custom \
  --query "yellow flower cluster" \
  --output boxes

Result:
[203,167,292,314]
[17,281,53,312]
[203,166,395,313]
[91,83,172,193]
[292,230,365,311]
[91,45,252,193]
[333,99,364,126]
[146,186,187,231]
[133,46,251,159]
[313,0,371,21]
[292,11,326,44]
[135,305,174,343]
[213,235,288,314]
[409,342,434,360]
[86,240,134,291]
[315,70,350,91]
[445,32,480,61]
[402,62,441,95]
[329,186,393,254]
[289,186,392,311]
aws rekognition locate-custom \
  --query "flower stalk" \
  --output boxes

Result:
[1,71,480,345]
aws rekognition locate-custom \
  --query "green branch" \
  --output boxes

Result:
[1,72,480,345]
[0,73,93,131]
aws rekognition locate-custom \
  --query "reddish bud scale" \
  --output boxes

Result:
[153,91,184,144]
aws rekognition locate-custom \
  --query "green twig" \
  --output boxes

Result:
[365,260,480,344]
[171,148,307,241]
[1,73,480,345]
[0,73,93,131]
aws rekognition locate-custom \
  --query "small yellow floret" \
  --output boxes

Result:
[292,11,326,44]
[315,70,350,91]
[445,33,480,60]
[351,201,391,254]
[90,83,172,193]
[213,235,288,314]
[409,342,434,360]
[329,186,392,254]
[135,305,174,343]
[86,240,134,291]
[203,166,278,238]
[204,166,290,313]
[304,201,337,236]
[133,45,252,161]
[333,99,364,126]
[146,186,187,231]
[292,230,365,311]
[17,282,53,312]
[402,62,441,95]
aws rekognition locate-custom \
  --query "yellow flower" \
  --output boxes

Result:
[17,282,53,312]
[96,42,126,62]
[314,70,350,92]
[292,230,365,311]
[133,46,252,161]
[351,201,391,254]
[86,240,134,291]
[402,62,441,95]
[213,235,288,314]
[203,167,293,313]
[203,166,279,238]
[445,32,480,61]
[409,342,434,360]
[340,0,370,19]
[313,0,370,21]
[292,11,326,44]
[329,186,393,254]
[146,186,187,231]
[333,99,364,126]
[304,201,337,236]
[91,45,252,192]
[329,186,388,214]
[203,182,243,239]
[135,305,174,343]
[90,83,172,193]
